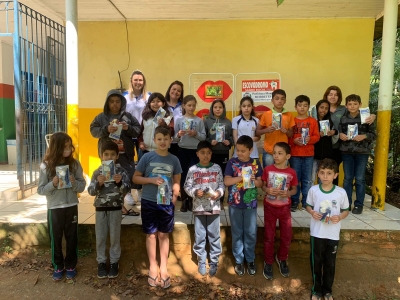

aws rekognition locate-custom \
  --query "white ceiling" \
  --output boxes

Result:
[20,0,385,22]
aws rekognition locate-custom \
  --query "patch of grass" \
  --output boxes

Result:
[78,248,92,257]
[0,235,13,254]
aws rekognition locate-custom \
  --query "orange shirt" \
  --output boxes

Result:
[289,116,320,157]
[259,108,295,154]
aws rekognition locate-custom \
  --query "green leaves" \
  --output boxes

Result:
[277,0,285,6]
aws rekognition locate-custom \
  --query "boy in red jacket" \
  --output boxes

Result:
[289,95,320,212]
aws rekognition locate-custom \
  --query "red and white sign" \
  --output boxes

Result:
[241,79,280,102]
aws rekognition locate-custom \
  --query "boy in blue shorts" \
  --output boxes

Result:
[133,126,182,289]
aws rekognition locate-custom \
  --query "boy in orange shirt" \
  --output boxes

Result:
[289,95,320,212]
[256,89,295,168]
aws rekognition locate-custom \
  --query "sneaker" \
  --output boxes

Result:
[290,205,298,212]
[352,206,363,214]
[187,198,193,212]
[275,255,289,277]
[247,262,256,276]
[198,262,207,276]
[209,263,218,277]
[97,263,108,279]
[52,269,64,281]
[66,268,77,279]
[234,263,245,276]
[108,263,119,278]
[180,199,188,212]
[263,262,273,280]
[124,192,136,206]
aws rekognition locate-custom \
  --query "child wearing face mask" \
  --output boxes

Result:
[37,132,86,281]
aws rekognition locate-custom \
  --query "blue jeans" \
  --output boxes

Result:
[289,156,314,207]
[262,150,274,168]
[342,153,369,207]
[229,206,257,264]
[193,215,221,265]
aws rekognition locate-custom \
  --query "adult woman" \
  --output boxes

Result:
[165,80,184,157]
[322,86,375,185]
[125,70,151,204]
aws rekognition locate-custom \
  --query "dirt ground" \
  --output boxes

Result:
[0,248,399,300]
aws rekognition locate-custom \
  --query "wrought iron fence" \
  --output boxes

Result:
[0,1,66,192]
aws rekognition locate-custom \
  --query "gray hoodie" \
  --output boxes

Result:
[37,159,86,209]
[90,89,141,159]
[204,102,233,154]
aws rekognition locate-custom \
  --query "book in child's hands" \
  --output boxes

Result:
[347,124,358,140]
[301,128,309,145]
[216,125,225,142]
[102,160,116,182]
[242,166,255,189]
[56,165,72,189]
[266,172,287,200]
[319,200,332,224]
[153,107,166,124]
[320,120,330,136]
[182,118,194,133]
[360,107,370,124]
[272,113,282,130]
[109,119,123,140]
[157,175,171,205]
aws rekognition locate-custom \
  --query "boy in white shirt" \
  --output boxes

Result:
[306,158,349,300]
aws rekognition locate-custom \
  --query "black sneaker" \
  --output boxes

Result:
[275,255,289,277]
[180,199,188,212]
[290,205,298,212]
[97,263,107,279]
[352,206,363,214]
[247,262,256,276]
[187,198,193,212]
[234,263,245,276]
[108,263,119,278]
[263,262,273,280]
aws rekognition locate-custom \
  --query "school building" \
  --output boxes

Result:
[0,0,398,206]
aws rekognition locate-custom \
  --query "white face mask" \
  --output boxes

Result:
[63,150,71,157]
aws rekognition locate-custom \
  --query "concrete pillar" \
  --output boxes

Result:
[66,0,79,157]
[372,0,398,210]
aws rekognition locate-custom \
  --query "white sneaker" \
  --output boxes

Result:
[124,192,136,206]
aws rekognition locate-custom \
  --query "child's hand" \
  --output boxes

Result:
[278,189,289,197]
[280,127,288,134]
[196,190,204,197]
[108,124,118,133]
[222,140,230,146]
[305,136,310,144]
[353,135,366,142]
[113,174,122,183]
[187,129,197,137]
[211,140,218,146]
[265,126,276,133]
[330,215,341,224]
[152,176,164,186]
[250,174,256,181]
[267,187,280,196]
[339,133,348,141]
[320,131,325,137]
[178,130,186,137]
[211,191,220,200]
[139,142,147,150]
[294,137,303,146]
[97,175,106,186]
[158,119,166,126]
[69,175,75,184]
[120,121,128,130]
[311,210,322,221]
[365,114,376,125]
[52,176,59,188]
[327,130,335,137]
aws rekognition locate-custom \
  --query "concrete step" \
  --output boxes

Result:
[0,186,37,201]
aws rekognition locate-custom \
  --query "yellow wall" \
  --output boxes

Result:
[78,19,374,175]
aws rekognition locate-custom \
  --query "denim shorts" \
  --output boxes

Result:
[141,199,175,234]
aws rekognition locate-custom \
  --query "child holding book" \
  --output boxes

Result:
[88,141,131,279]
[262,142,298,280]
[224,135,263,276]
[133,126,182,289]
[306,158,349,300]
[184,141,225,276]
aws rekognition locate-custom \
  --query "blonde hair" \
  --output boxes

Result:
[128,70,147,100]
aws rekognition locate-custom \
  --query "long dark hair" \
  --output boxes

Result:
[142,93,171,121]
[316,99,331,121]
[165,80,184,104]
[43,132,76,177]
[238,96,255,117]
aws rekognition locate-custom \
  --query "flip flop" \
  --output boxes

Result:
[148,274,158,287]
[324,294,334,300]
[160,276,171,289]
[122,208,140,216]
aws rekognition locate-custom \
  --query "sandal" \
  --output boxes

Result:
[160,276,171,289]
[148,274,158,287]
[324,294,334,300]
[122,208,140,217]
[311,295,322,300]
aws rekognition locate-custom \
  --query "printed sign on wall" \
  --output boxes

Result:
[241,79,280,102]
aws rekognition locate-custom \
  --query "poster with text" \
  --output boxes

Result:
[241,79,281,102]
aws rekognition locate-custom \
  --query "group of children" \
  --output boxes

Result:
[37,86,375,300]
